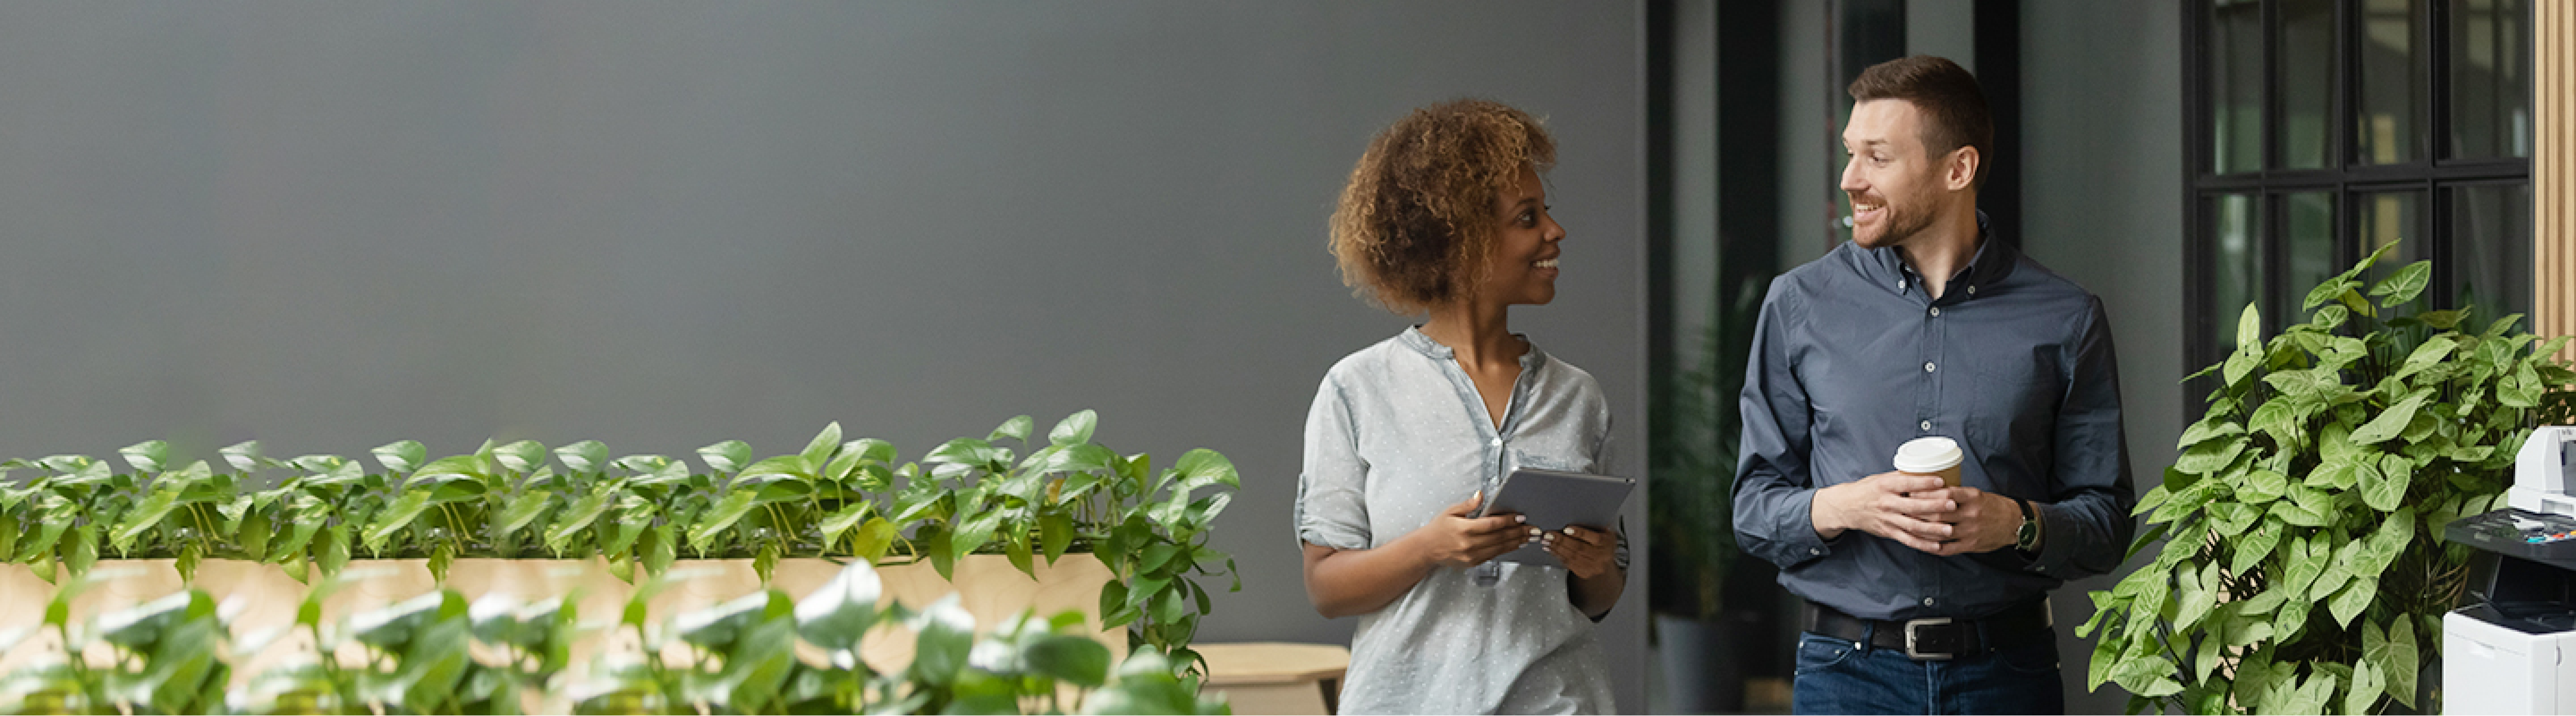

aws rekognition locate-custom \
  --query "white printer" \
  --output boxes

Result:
[2445,425,2576,715]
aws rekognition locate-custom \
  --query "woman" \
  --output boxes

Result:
[1295,98,1626,715]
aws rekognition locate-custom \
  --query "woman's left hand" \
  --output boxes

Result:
[1543,526,1617,580]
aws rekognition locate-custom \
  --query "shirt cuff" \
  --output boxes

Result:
[2021,502,2073,576]
[1778,489,1835,566]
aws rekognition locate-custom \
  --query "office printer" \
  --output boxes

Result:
[2445,425,2576,714]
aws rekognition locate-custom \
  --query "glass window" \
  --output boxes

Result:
[2210,0,2265,174]
[2450,0,2532,159]
[2355,0,2429,165]
[2278,0,2336,169]
[2451,184,2534,328]
[2212,194,2264,348]
[2284,192,2339,313]
[2354,189,2427,287]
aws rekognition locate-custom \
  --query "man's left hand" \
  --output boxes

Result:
[1914,487,2021,555]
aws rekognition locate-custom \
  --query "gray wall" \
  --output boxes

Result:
[2021,1,2184,712]
[0,2,1649,709]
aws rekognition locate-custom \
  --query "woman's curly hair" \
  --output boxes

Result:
[1329,99,1556,314]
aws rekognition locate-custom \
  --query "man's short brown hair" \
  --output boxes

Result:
[1329,99,1555,314]
[1849,55,1993,189]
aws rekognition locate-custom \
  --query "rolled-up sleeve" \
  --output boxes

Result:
[1297,376,1372,551]
[1733,280,1833,570]
[2023,297,2137,578]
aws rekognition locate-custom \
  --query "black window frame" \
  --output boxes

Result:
[2181,0,2534,400]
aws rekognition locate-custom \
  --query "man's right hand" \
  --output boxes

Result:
[1410,491,1535,569]
[1812,472,1958,551]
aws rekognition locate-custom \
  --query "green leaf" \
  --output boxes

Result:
[544,486,613,555]
[2346,660,2385,715]
[2234,302,2262,351]
[492,490,555,543]
[1039,511,1076,561]
[1049,409,1100,446]
[2304,277,2356,310]
[373,440,427,474]
[688,490,758,554]
[364,490,434,555]
[2238,468,2289,504]
[801,422,843,469]
[2175,438,2246,475]
[698,440,752,474]
[2369,260,2432,306]
[119,440,170,474]
[989,415,1035,444]
[491,440,548,474]
[2328,577,2376,628]
[2231,519,2284,575]
[909,596,976,687]
[792,560,881,653]
[2175,418,2245,450]
[111,489,181,555]
[2383,616,2419,706]
[2361,452,2413,512]
[2350,390,2431,445]
[554,440,609,473]
[219,440,267,472]
[1171,449,1240,490]
[1027,634,1113,687]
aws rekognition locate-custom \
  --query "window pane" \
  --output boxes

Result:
[2278,0,2336,168]
[2450,0,2532,159]
[2211,194,2264,350]
[2354,190,2427,290]
[2285,192,2339,313]
[2210,0,2264,173]
[2450,184,2533,329]
[2357,0,2428,165]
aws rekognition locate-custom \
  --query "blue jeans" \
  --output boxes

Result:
[1790,629,2064,715]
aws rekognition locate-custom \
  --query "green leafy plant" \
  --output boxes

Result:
[2082,244,2576,714]
[1647,282,1760,620]
[0,572,231,715]
[574,560,1224,715]
[0,411,1241,661]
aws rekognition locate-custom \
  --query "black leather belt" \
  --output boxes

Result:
[1804,600,2053,661]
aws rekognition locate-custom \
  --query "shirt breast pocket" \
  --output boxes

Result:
[1963,345,2061,487]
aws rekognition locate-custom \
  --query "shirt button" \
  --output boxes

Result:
[1895,280,1905,291]
[1924,362,1937,373]
[1922,597,1936,607]
[1968,285,1977,294]
[1919,420,1932,431]
[1928,307,1941,317]
[1491,437,1504,448]
[1809,548,1821,555]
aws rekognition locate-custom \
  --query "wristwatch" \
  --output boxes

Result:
[2014,498,2042,553]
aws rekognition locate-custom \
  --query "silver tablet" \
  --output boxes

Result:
[1475,468,1634,568]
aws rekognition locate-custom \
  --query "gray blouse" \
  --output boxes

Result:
[1296,328,1619,715]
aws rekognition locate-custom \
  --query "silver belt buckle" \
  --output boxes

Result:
[1902,617,1956,661]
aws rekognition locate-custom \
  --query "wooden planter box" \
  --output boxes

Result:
[0,554,1119,689]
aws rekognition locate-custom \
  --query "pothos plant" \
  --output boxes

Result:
[0,411,1241,659]
[0,572,233,715]
[2081,244,2576,714]
[572,559,1225,715]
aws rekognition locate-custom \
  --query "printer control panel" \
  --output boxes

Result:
[2451,508,2576,569]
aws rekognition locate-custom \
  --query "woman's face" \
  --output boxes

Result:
[1475,164,1565,308]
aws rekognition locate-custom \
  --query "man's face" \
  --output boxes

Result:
[1839,99,1950,249]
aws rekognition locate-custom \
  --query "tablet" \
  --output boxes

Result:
[1474,468,1634,568]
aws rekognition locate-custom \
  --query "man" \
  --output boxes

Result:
[1733,55,2134,715]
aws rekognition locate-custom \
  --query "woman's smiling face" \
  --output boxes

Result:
[1473,163,1565,308]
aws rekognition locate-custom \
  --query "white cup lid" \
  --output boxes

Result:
[1893,436,1963,473]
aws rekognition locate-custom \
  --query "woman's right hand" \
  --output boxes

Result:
[1413,491,1535,569]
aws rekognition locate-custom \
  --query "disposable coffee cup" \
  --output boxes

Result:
[1893,437,1964,487]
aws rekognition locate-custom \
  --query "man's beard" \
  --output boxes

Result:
[1852,192,1937,249]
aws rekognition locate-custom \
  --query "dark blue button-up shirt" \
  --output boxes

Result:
[1733,218,2135,621]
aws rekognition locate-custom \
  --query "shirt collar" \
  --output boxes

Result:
[1399,326,1545,369]
[1863,210,2017,300]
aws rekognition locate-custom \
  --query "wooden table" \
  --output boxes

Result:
[1196,641,1351,715]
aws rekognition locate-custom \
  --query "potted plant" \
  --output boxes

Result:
[1647,281,1763,712]
[0,411,1241,683]
[2080,244,2576,714]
